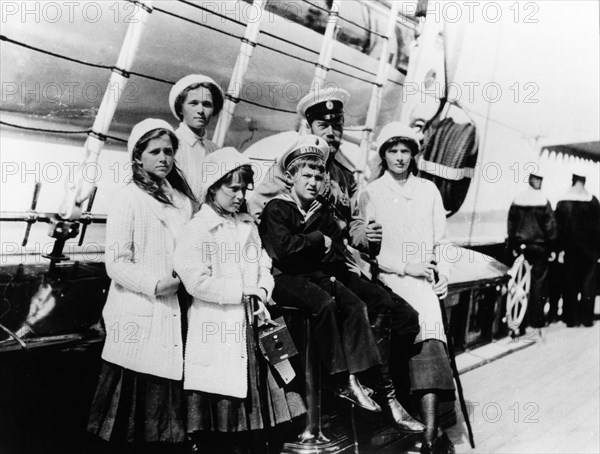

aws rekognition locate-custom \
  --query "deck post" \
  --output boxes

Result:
[357,1,400,188]
[299,1,340,135]
[212,0,266,147]
[58,0,154,221]
[312,0,339,88]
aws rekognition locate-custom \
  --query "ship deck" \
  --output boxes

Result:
[443,322,600,454]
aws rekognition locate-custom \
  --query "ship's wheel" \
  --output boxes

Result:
[505,254,532,335]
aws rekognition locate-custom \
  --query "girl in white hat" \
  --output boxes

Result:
[169,74,224,200]
[173,147,305,452]
[87,119,195,450]
[360,122,456,454]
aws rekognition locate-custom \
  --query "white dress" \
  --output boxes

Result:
[360,172,454,344]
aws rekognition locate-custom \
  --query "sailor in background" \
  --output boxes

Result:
[555,171,600,327]
[507,169,557,335]
[169,74,224,201]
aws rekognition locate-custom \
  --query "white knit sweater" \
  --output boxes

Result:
[174,204,274,398]
[102,183,192,380]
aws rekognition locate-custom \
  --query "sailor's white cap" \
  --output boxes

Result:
[572,163,588,180]
[280,134,330,170]
[529,166,545,179]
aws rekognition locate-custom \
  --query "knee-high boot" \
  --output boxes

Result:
[369,314,425,434]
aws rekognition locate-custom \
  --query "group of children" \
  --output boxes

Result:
[86,74,457,454]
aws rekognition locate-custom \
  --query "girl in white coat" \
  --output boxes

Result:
[87,119,195,450]
[173,147,305,453]
[360,122,456,454]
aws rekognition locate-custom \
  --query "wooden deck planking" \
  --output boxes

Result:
[489,365,595,454]
[498,352,593,439]
[449,323,600,454]
[522,366,595,448]
[452,346,584,450]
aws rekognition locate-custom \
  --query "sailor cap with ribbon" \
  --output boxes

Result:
[280,134,330,170]
[297,86,350,123]
[169,74,224,120]
[128,118,175,157]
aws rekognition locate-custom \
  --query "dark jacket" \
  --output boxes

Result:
[258,195,347,277]
[248,150,373,255]
[324,159,373,254]
[507,188,557,251]
[555,195,600,259]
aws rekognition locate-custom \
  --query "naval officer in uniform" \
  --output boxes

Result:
[250,87,425,434]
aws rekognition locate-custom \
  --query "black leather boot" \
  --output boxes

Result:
[328,373,382,412]
[369,314,425,434]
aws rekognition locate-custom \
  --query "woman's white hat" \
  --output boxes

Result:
[376,121,421,155]
[169,74,224,120]
[200,147,251,201]
[128,118,175,157]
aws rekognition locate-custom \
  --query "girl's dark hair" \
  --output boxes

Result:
[131,128,196,206]
[378,137,419,178]
[205,165,255,214]
[174,82,223,120]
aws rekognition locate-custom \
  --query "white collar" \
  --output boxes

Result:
[197,203,254,230]
[512,186,549,207]
[177,122,206,147]
[273,193,320,222]
[559,190,593,202]
[380,171,417,199]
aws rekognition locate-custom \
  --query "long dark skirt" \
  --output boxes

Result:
[409,339,455,401]
[187,319,306,433]
[87,361,186,443]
